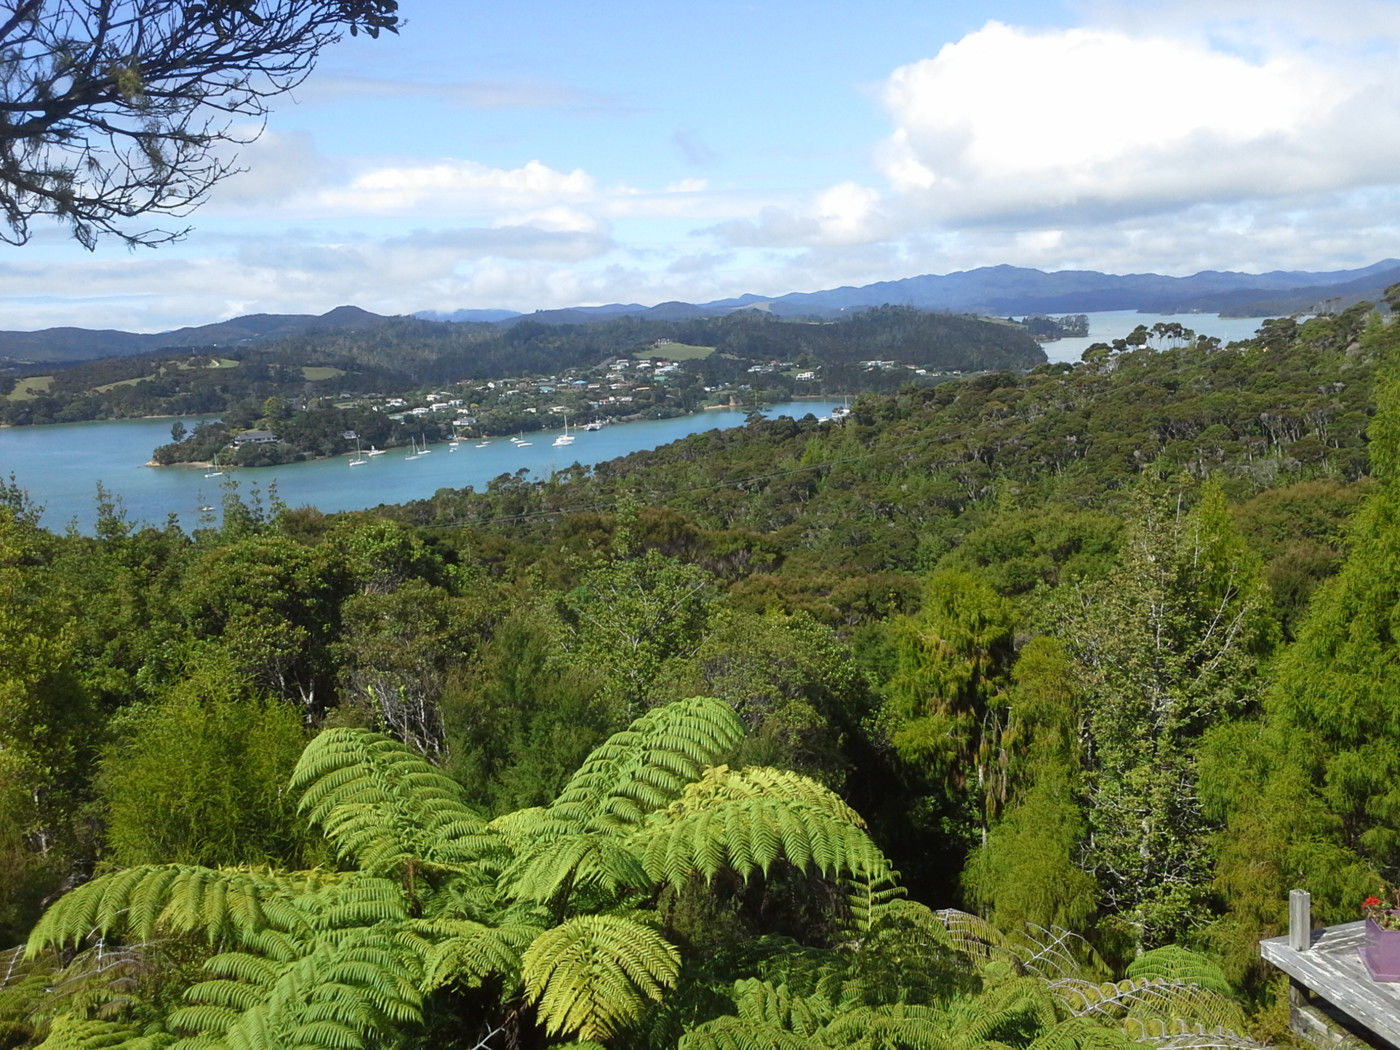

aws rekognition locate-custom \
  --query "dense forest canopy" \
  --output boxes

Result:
[1,298,1399,1050]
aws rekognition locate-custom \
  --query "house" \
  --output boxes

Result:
[234,430,279,445]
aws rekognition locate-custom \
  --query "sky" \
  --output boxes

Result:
[5,0,1400,332]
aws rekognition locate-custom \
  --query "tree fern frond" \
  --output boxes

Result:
[933,909,1020,970]
[956,974,1061,1046]
[413,920,542,991]
[677,1013,817,1050]
[502,833,649,907]
[1123,948,1232,998]
[1026,1016,1138,1050]
[548,697,744,833]
[819,1002,950,1050]
[522,914,680,1042]
[731,979,832,1038]
[169,918,424,1050]
[291,728,498,874]
[1127,1022,1266,1050]
[841,855,906,936]
[636,767,888,890]
[33,1016,172,1050]
[1051,977,1248,1035]
[26,868,341,955]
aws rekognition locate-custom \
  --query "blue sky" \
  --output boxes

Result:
[5,0,1400,331]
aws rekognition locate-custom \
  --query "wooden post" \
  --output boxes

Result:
[1289,889,1312,951]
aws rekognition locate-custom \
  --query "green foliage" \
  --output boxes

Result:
[1037,478,1277,948]
[22,697,909,1050]
[1205,322,1400,979]
[98,692,314,869]
[523,914,681,1041]
[291,728,496,875]
[547,695,745,833]
[657,609,873,789]
[636,765,888,890]
[565,549,717,716]
[440,603,615,815]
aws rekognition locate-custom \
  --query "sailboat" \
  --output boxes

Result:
[204,452,224,478]
[349,438,367,467]
[418,433,433,454]
[552,413,575,446]
[404,436,421,460]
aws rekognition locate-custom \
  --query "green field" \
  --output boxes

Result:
[636,342,714,361]
[94,375,153,392]
[301,365,346,381]
[6,376,53,401]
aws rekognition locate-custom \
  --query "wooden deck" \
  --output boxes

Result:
[1261,921,1400,1049]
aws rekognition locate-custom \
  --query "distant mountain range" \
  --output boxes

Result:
[421,259,1400,325]
[5,261,1398,365]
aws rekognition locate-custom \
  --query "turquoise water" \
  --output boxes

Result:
[0,402,844,533]
[1038,310,1270,363]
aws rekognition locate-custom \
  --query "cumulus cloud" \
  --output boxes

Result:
[312,159,596,215]
[713,16,1400,258]
[874,21,1369,219]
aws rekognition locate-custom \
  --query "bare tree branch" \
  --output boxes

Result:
[0,0,399,247]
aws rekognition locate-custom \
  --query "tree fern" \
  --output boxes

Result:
[26,867,344,953]
[501,831,650,910]
[1123,947,1232,998]
[636,765,889,889]
[411,918,542,991]
[522,914,681,1041]
[548,696,745,833]
[730,978,833,1038]
[169,921,423,1050]
[290,728,499,875]
[1024,1016,1137,1050]
[33,1016,175,1050]
[1049,976,1248,1036]
[677,1013,817,1050]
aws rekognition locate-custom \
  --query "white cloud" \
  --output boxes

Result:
[312,159,596,215]
[712,15,1400,259]
[876,21,1394,223]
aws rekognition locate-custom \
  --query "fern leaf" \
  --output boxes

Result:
[548,697,745,833]
[291,728,498,874]
[522,915,680,1041]
[33,1016,171,1050]
[677,1013,816,1050]
[1025,1016,1138,1050]
[635,766,889,891]
[414,920,542,991]
[501,832,649,907]
[1123,948,1232,998]
[26,867,340,955]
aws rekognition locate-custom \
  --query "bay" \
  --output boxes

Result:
[0,401,845,534]
[1037,310,1271,363]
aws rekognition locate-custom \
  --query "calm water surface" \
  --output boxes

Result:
[1038,310,1270,363]
[1,402,844,533]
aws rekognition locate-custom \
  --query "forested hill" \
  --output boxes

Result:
[386,307,1376,636]
[5,301,1400,1050]
[1,306,1042,425]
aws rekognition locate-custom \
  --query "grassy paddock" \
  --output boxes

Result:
[5,376,54,401]
[636,343,715,361]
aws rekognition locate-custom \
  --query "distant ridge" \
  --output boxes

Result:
[6,261,1398,366]
[0,305,392,364]
[473,260,1400,323]
[436,260,1400,324]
